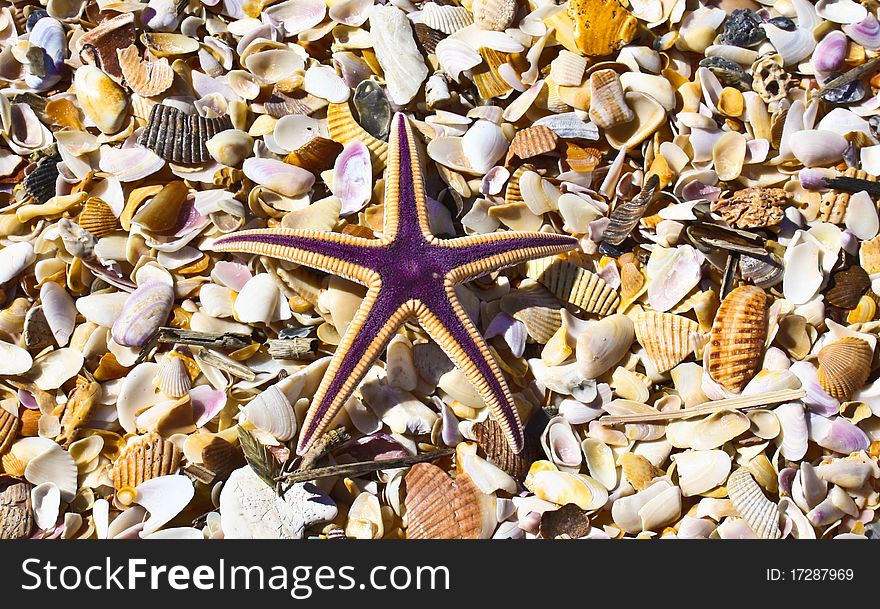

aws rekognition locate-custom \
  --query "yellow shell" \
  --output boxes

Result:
[139,32,200,57]
[707,285,768,393]
[567,0,638,57]
[526,256,620,315]
[284,137,344,174]
[499,281,562,343]
[78,197,119,238]
[717,87,745,118]
[634,311,700,373]
[111,432,182,491]
[327,102,388,170]
[817,337,873,401]
[848,295,877,324]
[472,47,514,99]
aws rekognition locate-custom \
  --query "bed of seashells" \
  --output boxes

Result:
[4,0,880,540]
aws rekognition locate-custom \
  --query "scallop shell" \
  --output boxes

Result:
[327,101,388,170]
[499,281,562,343]
[77,197,119,238]
[817,337,873,401]
[404,463,494,539]
[588,69,634,130]
[22,155,61,205]
[0,408,19,456]
[472,418,538,482]
[420,2,473,34]
[137,104,233,164]
[707,285,767,393]
[550,50,587,87]
[634,311,700,373]
[508,125,558,161]
[472,0,517,31]
[240,384,297,442]
[117,44,174,98]
[825,266,871,310]
[526,257,620,315]
[112,433,182,491]
[156,354,192,398]
[727,467,781,539]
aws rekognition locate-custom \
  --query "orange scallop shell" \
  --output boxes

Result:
[634,311,700,374]
[817,337,873,401]
[707,285,768,393]
[404,463,492,539]
[111,432,182,491]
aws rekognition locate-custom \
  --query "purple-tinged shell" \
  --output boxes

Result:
[789,361,840,417]
[25,17,67,91]
[841,229,860,255]
[481,166,510,195]
[111,281,174,347]
[440,402,462,446]
[18,389,38,410]
[333,141,372,216]
[844,13,880,50]
[190,385,227,427]
[681,180,722,202]
[485,312,526,358]
[778,467,797,496]
[807,412,870,454]
[346,433,411,461]
[211,261,252,291]
[774,402,809,461]
[798,168,832,190]
[813,30,847,73]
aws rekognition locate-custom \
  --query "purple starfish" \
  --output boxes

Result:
[213,114,578,455]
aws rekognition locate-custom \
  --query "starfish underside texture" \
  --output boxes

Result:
[213,114,578,455]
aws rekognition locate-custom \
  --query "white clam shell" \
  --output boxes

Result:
[0,339,33,375]
[0,242,35,284]
[845,191,879,240]
[98,144,165,182]
[242,158,315,197]
[540,416,583,471]
[24,442,77,502]
[461,120,508,175]
[31,482,61,531]
[136,474,195,535]
[75,292,129,327]
[303,65,350,103]
[774,401,809,461]
[789,129,848,167]
[332,141,372,216]
[234,273,291,323]
[672,450,731,496]
[763,25,816,66]
[460,453,517,494]
[611,479,676,533]
[206,129,254,167]
[244,49,305,83]
[368,5,428,105]
[241,384,297,442]
[575,315,634,379]
[31,348,83,391]
[580,438,618,491]
[116,362,163,433]
[783,240,823,305]
[435,37,482,81]
[39,282,76,347]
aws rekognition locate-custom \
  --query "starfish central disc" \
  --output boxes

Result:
[213,114,578,456]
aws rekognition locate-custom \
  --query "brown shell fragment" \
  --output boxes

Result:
[138,104,233,164]
[199,436,245,479]
[0,481,34,540]
[825,266,871,310]
[634,311,700,374]
[472,48,514,99]
[413,23,445,56]
[526,256,620,315]
[707,285,768,393]
[284,137,344,174]
[540,503,591,539]
[111,432,183,491]
[507,125,558,162]
[564,142,603,172]
[74,13,136,83]
[472,418,538,481]
[567,0,638,57]
[404,463,492,539]
[117,45,175,98]
[817,337,873,401]
[56,377,101,446]
[820,168,876,224]
[710,188,790,229]
[0,409,20,455]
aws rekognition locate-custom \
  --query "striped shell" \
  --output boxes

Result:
[138,104,233,164]
[526,257,620,315]
[23,155,61,205]
[508,125,558,161]
[327,101,388,170]
[825,266,871,310]
[472,47,513,99]
[472,418,538,481]
[499,281,562,343]
[404,463,491,539]
[77,197,119,238]
[0,408,20,455]
[817,337,873,401]
[420,2,473,34]
[588,69,634,130]
[707,285,767,393]
[634,311,700,373]
[819,167,875,223]
[550,50,588,86]
[111,432,182,491]
[155,354,192,398]
[727,467,781,539]
[117,44,174,98]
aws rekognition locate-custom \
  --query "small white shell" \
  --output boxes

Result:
[136,474,195,535]
[156,355,192,398]
[242,158,315,197]
[672,450,731,496]
[241,384,297,442]
[0,339,33,375]
[303,65,350,103]
[31,482,61,531]
[575,314,634,379]
[234,273,291,324]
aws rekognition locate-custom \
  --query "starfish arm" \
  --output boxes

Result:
[212,228,382,284]
[442,231,579,284]
[383,114,434,242]
[416,287,524,453]
[297,287,412,454]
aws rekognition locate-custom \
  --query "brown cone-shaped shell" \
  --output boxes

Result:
[817,337,873,401]
[727,467,780,539]
[111,432,182,491]
[634,311,700,373]
[117,45,175,98]
[472,418,538,481]
[0,480,33,540]
[526,256,620,315]
[78,197,119,238]
[0,408,20,455]
[707,285,767,393]
[404,463,490,539]
[825,266,871,310]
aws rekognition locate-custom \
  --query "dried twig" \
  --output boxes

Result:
[814,56,880,98]
[267,337,320,360]
[296,427,352,473]
[275,449,454,485]
[156,327,252,350]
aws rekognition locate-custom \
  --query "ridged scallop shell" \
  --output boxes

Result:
[420,2,473,34]
[634,311,700,373]
[817,337,873,401]
[137,104,233,164]
[23,155,61,205]
[156,354,192,398]
[111,433,182,491]
[707,285,767,393]
[77,197,119,238]
[550,50,587,87]
[472,0,517,31]
[472,47,513,99]
[526,257,620,315]
[404,463,492,539]
[588,69,634,129]
[327,101,388,170]
[508,125,558,161]
[500,281,562,343]
[727,467,781,539]
[117,44,175,97]
[0,409,20,455]
[825,266,871,310]
[472,418,538,481]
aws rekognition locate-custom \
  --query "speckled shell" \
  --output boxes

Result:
[138,104,233,164]
[707,285,767,393]
[472,418,538,481]
[404,463,487,539]
[634,311,700,373]
[78,197,119,238]
[727,467,781,539]
[327,101,388,170]
[23,155,61,205]
[526,257,620,315]
[567,0,638,57]
[817,337,873,401]
[0,481,33,540]
[111,432,182,491]
[472,0,517,31]
[0,408,20,455]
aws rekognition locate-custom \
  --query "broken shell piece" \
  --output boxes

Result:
[112,433,182,491]
[589,70,634,130]
[727,467,781,539]
[526,257,619,315]
[575,314,634,379]
[117,45,174,97]
[240,385,297,442]
[634,311,700,374]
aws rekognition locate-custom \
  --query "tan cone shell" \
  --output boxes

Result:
[111,432,182,490]
[727,467,780,539]
[526,257,620,315]
[404,463,487,539]
[634,311,700,373]
[0,408,20,455]
[707,285,767,393]
[817,337,873,401]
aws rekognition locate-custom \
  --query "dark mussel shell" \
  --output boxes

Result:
[137,104,233,164]
[22,155,61,205]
